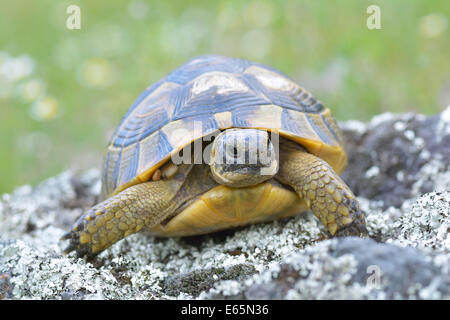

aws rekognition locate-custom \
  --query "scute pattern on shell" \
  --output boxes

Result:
[101,55,343,198]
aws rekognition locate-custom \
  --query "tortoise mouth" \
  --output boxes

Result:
[211,158,278,186]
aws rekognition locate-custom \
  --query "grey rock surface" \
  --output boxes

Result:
[232,237,449,300]
[0,107,449,300]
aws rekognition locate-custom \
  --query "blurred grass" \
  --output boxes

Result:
[0,0,449,193]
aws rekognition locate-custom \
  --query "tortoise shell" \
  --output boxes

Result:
[101,55,346,198]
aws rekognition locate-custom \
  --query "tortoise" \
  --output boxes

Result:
[62,55,367,257]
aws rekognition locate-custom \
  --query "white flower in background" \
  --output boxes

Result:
[0,53,34,82]
[128,0,149,20]
[30,96,61,121]
[419,13,447,38]
[77,58,116,88]
[1,51,59,121]
[16,78,46,103]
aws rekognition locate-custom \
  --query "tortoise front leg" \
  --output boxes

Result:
[62,164,193,258]
[276,142,367,237]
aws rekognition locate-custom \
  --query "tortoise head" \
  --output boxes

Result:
[209,129,278,188]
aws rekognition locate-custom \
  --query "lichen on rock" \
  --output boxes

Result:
[0,107,449,300]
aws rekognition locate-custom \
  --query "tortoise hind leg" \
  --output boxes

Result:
[276,142,367,237]
[62,164,193,258]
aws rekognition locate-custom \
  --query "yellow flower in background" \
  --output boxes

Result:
[30,96,60,121]
[77,58,116,88]
[419,13,448,38]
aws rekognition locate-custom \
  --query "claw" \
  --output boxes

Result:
[334,213,368,237]
[60,232,72,241]
[62,165,193,258]
[63,244,76,255]
[60,227,96,258]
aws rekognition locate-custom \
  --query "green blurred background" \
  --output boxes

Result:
[1,0,449,194]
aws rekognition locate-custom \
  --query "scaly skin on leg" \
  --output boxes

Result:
[276,142,367,237]
[62,164,193,257]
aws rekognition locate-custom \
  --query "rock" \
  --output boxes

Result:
[0,107,449,300]
[393,191,449,253]
[163,264,257,297]
[340,109,450,209]
[211,238,449,300]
